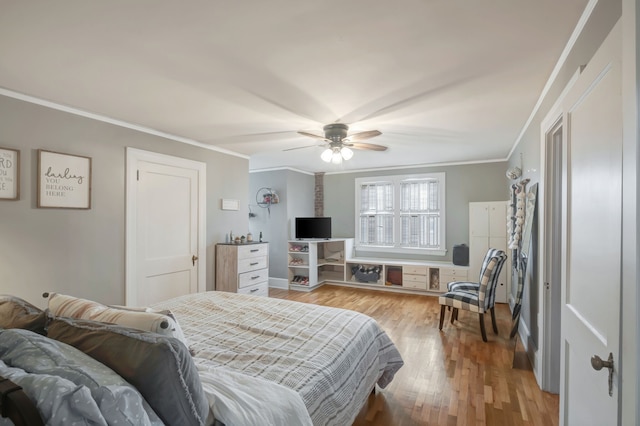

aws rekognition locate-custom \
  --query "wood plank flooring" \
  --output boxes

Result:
[269,285,559,426]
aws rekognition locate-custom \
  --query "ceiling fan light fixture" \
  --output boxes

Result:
[340,147,354,160]
[331,149,343,164]
[321,148,333,162]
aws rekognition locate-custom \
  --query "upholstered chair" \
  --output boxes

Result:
[446,247,505,293]
[438,250,507,342]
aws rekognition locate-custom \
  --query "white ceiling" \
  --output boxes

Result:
[0,1,589,173]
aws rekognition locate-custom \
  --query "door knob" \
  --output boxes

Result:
[192,255,198,266]
[591,352,614,396]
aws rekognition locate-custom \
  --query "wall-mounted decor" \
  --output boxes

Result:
[0,147,19,200]
[37,150,92,209]
[520,183,538,259]
[510,182,538,339]
[256,187,279,215]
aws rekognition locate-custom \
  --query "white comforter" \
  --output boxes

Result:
[153,291,404,426]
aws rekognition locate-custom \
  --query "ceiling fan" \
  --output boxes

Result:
[289,123,387,164]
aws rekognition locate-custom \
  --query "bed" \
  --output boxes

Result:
[0,291,404,425]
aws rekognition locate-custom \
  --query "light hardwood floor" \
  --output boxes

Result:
[269,285,559,426]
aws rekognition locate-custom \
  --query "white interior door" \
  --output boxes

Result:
[126,148,206,306]
[560,23,621,425]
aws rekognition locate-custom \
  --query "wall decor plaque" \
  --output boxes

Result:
[0,147,19,200]
[38,150,92,209]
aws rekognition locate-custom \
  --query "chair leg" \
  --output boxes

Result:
[490,307,499,334]
[479,313,488,342]
[439,305,446,330]
[450,307,458,324]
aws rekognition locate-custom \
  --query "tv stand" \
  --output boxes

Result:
[287,238,354,291]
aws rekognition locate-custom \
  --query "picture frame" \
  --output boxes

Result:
[37,150,92,209]
[0,147,20,200]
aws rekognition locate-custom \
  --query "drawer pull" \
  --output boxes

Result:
[250,262,259,266]
[250,288,259,293]
[251,276,260,280]
[250,249,259,252]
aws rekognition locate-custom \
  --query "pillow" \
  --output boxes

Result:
[47,316,210,426]
[0,295,47,335]
[47,292,190,349]
[0,328,162,425]
[0,359,108,425]
[109,304,190,350]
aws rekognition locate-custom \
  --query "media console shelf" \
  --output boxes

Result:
[343,258,468,294]
[287,238,469,294]
[288,238,354,291]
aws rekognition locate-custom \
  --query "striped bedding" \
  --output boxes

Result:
[153,291,404,426]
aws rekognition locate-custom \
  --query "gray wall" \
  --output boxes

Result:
[324,162,509,262]
[0,95,249,307]
[249,169,314,279]
[506,0,621,376]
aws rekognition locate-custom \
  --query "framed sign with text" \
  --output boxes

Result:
[0,147,19,200]
[37,150,92,209]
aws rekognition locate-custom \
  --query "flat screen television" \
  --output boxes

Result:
[295,217,332,240]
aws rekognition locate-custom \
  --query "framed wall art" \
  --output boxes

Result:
[37,150,92,209]
[0,147,20,200]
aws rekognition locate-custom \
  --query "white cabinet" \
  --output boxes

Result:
[402,266,428,290]
[440,267,468,291]
[288,239,353,291]
[345,260,468,293]
[216,242,269,297]
[469,201,509,303]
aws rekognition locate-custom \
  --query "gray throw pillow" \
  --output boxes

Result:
[47,317,210,426]
[0,328,161,425]
[0,295,47,334]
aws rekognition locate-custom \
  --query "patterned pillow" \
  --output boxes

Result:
[0,295,47,335]
[47,316,210,426]
[47,293,189,349]
[0,328,162,425]
[0,359,107,425]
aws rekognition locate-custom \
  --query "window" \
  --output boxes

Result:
[355,173,445,255]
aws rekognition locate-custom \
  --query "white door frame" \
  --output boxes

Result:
[535,69,582,391]
[125,148,206,305]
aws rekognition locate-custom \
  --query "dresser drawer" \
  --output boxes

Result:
[403,279,428,290]
[238,244,268,259]
[238,256,268,273]
[237,281,269,297]
[402,273,427,284]
[238,268,269,289]
[403,265,427,275]
[440,268,468,279]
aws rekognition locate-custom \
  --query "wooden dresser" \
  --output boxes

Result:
[215,242,269,297]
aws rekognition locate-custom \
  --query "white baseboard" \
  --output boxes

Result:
[269,278,288,289]
[518,319,543,387]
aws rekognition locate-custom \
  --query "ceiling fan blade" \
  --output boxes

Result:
[297,131,328,141]
[344,130,382,142]
[348,142,388,151]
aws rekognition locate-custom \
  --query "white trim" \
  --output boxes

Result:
[269,278,289,290]
[249,158,507,176]
[354,172,446,254]
[125,148,207,306]
[324,158,506,176]
[0,87,247,160]
[535,67,582,393]
[249,167,315,175]
[509,0,599,159]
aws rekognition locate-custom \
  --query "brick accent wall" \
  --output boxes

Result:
[314,172,324,217]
